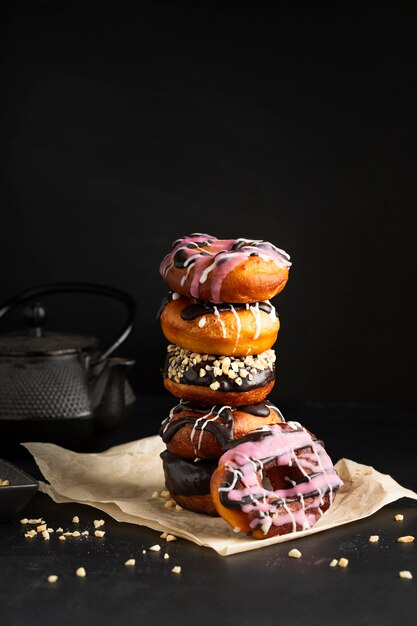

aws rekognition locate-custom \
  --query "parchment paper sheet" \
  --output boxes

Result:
[23,436,417,556]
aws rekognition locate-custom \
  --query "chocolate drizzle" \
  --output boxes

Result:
[180,300,274,321]
[160,401,283,451]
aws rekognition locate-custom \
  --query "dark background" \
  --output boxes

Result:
[1,0,416,409]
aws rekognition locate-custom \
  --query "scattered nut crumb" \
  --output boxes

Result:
[288,548,302,559]
[76,567,86,577]
[171,566,181,574]
[59,535,66,541]
[24,530,37,538]
[164,553,169,560]
[124,559,135,566]
[142,549,146,554]
[160,490,170,498]
[28,519,44,524]
[72,531,81,537]
[397,536,414,543]
[338,558,349,568]
[93,520,105,529]
[82,531,89,536]
[94,530,105,538]
[233,527,241,533]
[20,518,29,525]
[329,559,338,567]
[42,530,50,540]
[166,535,176,542]
[47,528,54,533]
[369,535,379,543]
[160,532,168,539]
[56,527,63,533]
[164,499,175,509]
[0,480,10,486]
[151,491,160,499]
[72,516,79,524]
[399,570,413,579]
[149,544,161,552]
[394,514,404,522]
[175,504,183,511]
[48,575,58,584]
[37,524,47,533]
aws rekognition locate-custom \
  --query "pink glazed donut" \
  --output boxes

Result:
[210,422,343,539]
[160,234,291,304]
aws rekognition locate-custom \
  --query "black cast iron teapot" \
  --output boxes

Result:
[0,283,136,447]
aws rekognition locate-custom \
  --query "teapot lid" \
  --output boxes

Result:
[0,331,98,357]
[0,302,97,356]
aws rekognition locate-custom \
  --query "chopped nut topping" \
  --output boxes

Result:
[76,567,86,577]
[329,559,338,567]
[397,536,414,543]
[93,519,105,528]
[210,381,220,391]
[171,566,181,574]
[338,558,349,568]
[368,535,379,542]
[48,575,58,584]
[94,530,105,538]
[149,544,161,552]
[199,368,206,378]
[124,559,135,566]
[288,548,302,559]
[399,570,413,579]
[394,514,404,521]
[72,516,79,524]
[166,535,176,542]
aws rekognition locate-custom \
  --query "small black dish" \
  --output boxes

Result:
[0,459,39,522]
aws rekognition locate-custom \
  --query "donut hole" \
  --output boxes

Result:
[261,459,313,493]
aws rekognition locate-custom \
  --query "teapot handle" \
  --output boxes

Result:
[0,283,136,364]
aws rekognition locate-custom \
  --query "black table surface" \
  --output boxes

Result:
[1,395,416,626]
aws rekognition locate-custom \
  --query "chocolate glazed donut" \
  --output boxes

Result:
[160,400,284,460]
[163,344,276,406]
[160,450,219,516]
[160,234,291,303]
[159,293,280,357]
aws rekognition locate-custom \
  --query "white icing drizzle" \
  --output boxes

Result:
[180,262,194,287]
[249,302,262,340]
[198,316,207,328]
[229,305,241,353]
[213,306,227,338]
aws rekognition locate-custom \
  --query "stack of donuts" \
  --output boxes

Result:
[158,234,343,539]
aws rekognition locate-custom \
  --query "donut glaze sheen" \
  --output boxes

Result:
[210,422,343,538]
[160,234,291,303]
[159,293,280,356]
[160,449,218,516]
[160,401,284,460]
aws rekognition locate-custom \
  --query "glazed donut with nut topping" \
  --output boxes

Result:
[160,401,284,460]
[163,344,276,406]
[160,450,218,516]
[160,234,291,304]
[159,293,280,357]
[210,422,343,539]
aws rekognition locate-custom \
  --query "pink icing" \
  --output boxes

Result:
[159,234,292,303]
[218,423,343,535]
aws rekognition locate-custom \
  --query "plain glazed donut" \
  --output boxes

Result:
[210,422,343,539]
[163,344,276,406]
[159,293,280,357]
[160,234,291,304]
[160,400,284,460]
[160,450,218,516]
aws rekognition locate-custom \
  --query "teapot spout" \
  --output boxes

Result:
[91,357,135,430]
